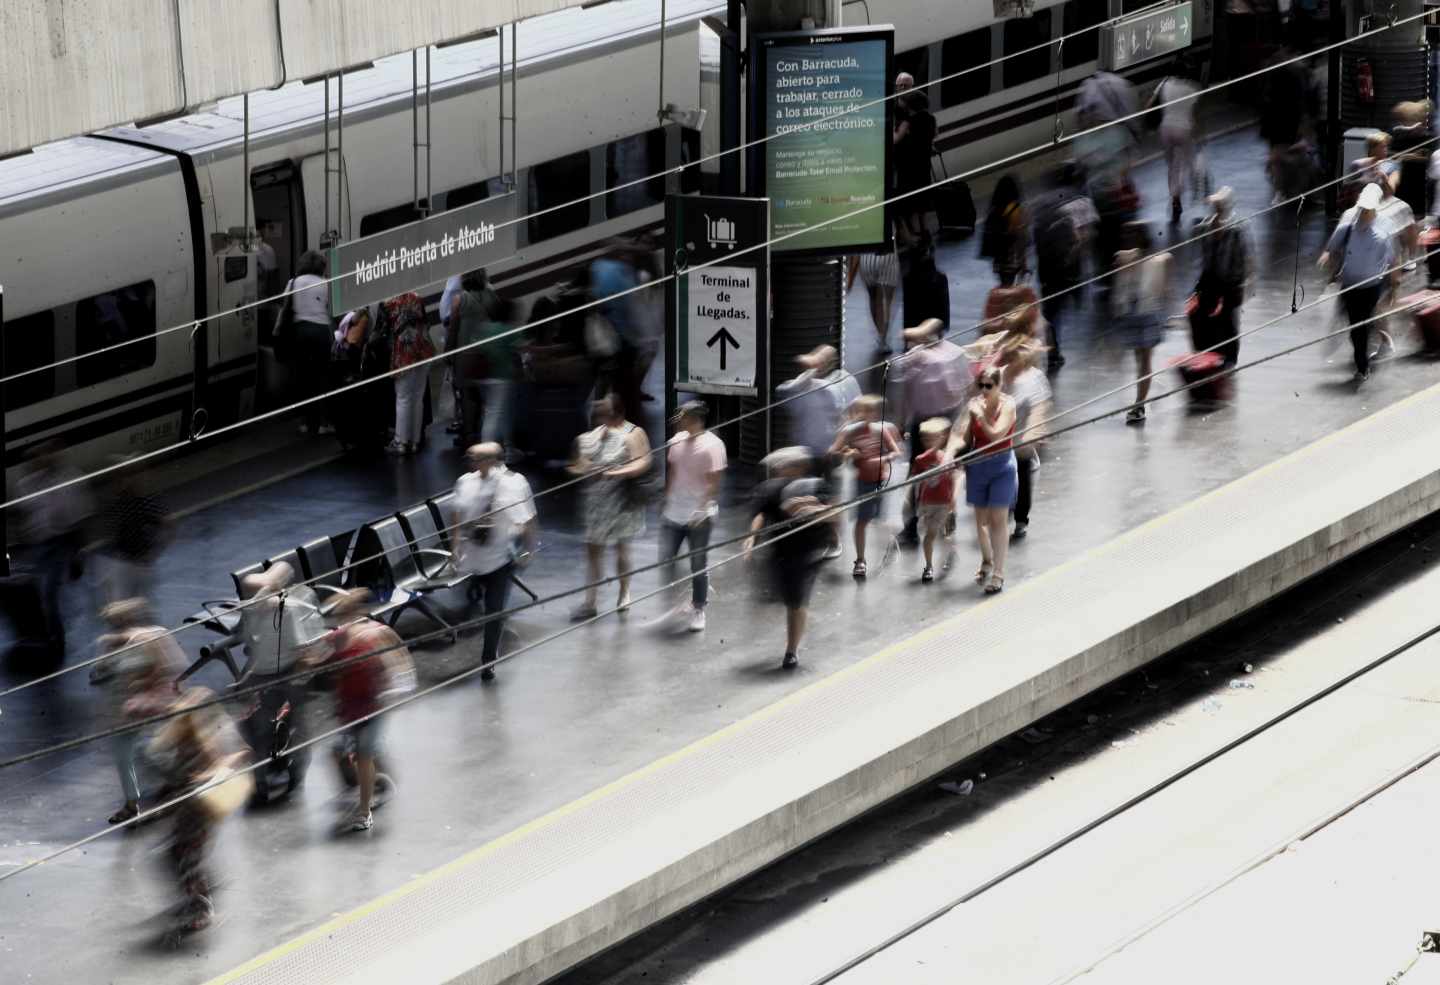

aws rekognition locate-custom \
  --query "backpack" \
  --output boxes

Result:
[1034,201,1080,286]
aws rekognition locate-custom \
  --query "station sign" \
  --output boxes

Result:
[748,26,894,255]
[665,195,769,397]
[1099,2,1193,72]
[328,194,517,312]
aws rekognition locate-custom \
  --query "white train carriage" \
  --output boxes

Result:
[0,0,1209,479]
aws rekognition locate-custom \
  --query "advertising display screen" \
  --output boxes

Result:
[749,27,893,255]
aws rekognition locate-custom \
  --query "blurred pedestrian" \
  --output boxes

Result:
[775,345,862,464]
[946,366,1017,595]
[997,338,1052,541]
[143,688,248,940]
[893,318,966,546]
[591,242,650,420]
[8,442,91,662]
[301,600,416,833]
[847,249,900,352]
[1260,48,1311,204]
[911,418,956,582]
[1152,59,1202,222]
[1192,187,1250,365]
[980,174,1031,286]
[1030,169,1088,372]
[829,394,901,579]
[1390,101,1432,218]
[379,292,434,456]
[1113,223,1172,424]
[450,442,537,680]
[1075,72,1139,277]
[744,447,835,669]
[570,395,651,619]
[89,598,184,824]
[892,71,938,242]
[331,307,388,450]
[284,250,335,436]
[659,401,726,632]
[88,467,168,606]
[449,269,518,449]
[1319,182,1398,383]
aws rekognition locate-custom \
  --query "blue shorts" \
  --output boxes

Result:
[856,479,885,522]
[965,452,1018,508]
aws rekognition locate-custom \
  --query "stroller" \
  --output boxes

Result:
[231,566,329,805]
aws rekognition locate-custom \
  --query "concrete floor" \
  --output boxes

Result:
[563,493,1440,985]
[2,120,1439,985]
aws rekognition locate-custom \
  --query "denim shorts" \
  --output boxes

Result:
[856,479,885,522]
[964,452,1018,508]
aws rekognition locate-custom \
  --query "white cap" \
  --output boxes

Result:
[1357,182,1383,210]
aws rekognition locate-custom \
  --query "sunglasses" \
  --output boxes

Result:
[978,382,996,390]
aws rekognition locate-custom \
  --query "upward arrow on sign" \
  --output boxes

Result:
[707,326,740,370]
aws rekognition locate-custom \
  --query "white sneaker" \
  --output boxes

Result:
[688,608,706,633]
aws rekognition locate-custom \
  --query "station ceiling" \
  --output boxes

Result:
[1,0,588,156]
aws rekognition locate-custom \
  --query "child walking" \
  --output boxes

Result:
[829,394,902,579]
[912,417,957,582]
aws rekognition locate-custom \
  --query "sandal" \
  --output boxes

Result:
[570,603,599,622]
[975,560,993,585]
[108,803,140,825]
[852,559,868,579]
[984,573,1005,595]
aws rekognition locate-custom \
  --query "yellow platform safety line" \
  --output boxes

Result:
[205,379,1440,985]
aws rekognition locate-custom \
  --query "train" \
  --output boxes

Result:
[0,0,1212,479]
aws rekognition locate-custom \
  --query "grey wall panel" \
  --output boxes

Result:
[2,0,588,156]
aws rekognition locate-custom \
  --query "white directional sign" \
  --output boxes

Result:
[1099,1,1193,72]
[684,266,758,390]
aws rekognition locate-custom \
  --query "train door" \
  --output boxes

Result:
[251,163,308,409]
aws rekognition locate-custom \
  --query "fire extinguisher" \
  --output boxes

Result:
[1356,58,1375,104]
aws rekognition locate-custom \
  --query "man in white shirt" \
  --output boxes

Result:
[450,442,537,681]
[660,401,727,632]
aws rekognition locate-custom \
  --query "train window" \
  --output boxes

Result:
[445,177,509,211]
[606,129,667,218]
[3,309,56,410]
[528,151,592,242]
[941,29,992,107]
[1003,10,1054,89]
[75,280,157,387]
[360,203,426,237]
[895,47,930,87]
[1061,0,1106,68]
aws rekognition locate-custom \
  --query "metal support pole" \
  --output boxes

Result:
[510,23,518,189]
[324,75,331,238]
[338,71,345,239]
[425,46,433,216]
[658,0,668,122]
[720,0,743,195]
[1326,0,1344,218]
[498,27,506,187]
[413,50,420,212]
[243,94,251,243]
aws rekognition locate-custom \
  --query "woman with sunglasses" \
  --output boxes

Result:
[947,366,1018,594]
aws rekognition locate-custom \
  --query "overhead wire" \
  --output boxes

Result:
[4,232,1434,780]
[1,92,1422,701]
[3,251,1434,884]
[4,3,1416,520]
[0,0,1355,390]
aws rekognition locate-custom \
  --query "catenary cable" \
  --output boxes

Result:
[3,240,1431,778]
[2,277,1429,888]
[0,119,1417,699]
[0,0,1382,389]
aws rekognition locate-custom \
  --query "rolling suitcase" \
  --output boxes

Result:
[1396,289,1440,352]
[1171,351,1232,402]
[902,253,951,332]
[931,153,975,239]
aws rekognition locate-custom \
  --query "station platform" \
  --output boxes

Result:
[4,121,1440,985]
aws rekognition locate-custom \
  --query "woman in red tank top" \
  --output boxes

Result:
[949,366,1018,594]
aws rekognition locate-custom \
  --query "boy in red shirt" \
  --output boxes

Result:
[913,417,957,582]
[829,394,902,579]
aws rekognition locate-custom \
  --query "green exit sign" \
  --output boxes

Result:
[1099,2,1194,72]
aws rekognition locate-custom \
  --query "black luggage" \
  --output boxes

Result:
[931,153,975,239]
[0,572,58,670]
[902,252,952,332]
